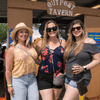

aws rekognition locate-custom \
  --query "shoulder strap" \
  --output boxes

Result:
[47,44,55,73]
[15,46,35,61]
[59,39,62,46]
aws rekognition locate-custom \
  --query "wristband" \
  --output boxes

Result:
[83,66,87,72]
[7,84,12,87]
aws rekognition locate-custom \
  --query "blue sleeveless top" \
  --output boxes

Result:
[39,40,64,73]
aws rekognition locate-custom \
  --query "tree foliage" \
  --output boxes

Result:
[0,23,7,45]
[33,23,40,29]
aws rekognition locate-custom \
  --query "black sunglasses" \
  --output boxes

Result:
[46,26,57,32]
[71,26,81,31]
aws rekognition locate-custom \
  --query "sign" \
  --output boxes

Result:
[47,0,75,16]
[9,29,13,47]
[88,32,100,50]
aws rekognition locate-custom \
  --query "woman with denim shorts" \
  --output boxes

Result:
[6,22,39,100]
[35,20,66,100]
[63,19,100,100]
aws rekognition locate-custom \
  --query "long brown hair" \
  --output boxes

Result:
[64,20,87,63]
[40,20,60,52]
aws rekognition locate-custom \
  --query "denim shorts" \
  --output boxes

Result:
[65,76,89,89]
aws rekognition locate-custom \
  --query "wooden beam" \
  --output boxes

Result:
[8,0,100,17]
[8,0,47,10]
[75,6,100,17]
[8,8,33,29]
[85,15,100,33]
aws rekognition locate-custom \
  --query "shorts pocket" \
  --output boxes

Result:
[38,70,47,79]
[37,70,53,83]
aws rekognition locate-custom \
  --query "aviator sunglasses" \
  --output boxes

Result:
[46,26,57,32]
[71,26,82,31]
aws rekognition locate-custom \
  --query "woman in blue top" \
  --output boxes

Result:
[63,19,100,100]
[36,20,66,100]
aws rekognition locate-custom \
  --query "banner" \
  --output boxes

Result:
[88,32,100,50]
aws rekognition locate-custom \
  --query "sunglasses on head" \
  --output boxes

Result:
[71,26,81,31]
[46,26,57,32]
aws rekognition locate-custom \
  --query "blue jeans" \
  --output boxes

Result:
[11,73,39,100]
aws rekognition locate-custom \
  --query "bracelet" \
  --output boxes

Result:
[83,66,87,72]
[7,84,12,87]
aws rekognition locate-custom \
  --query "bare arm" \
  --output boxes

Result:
[84,38,100,70]
[35,40,42,65]
[73,38,100,74]
[5,46,14,96]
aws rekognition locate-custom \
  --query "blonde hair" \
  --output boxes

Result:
[64,20,87,63]
[40,20,60,52]
[10,30,31,47]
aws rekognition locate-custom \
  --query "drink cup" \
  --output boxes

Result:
[71,63,79,74]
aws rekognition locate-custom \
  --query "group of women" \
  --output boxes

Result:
[6,19,100,100]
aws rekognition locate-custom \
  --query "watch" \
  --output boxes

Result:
[83,66,87,72]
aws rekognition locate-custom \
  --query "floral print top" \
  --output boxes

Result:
[12,47,37,78]
[39,40,64,73]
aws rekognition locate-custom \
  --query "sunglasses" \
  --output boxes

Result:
[71,26,81,31]
[46,26,57,32]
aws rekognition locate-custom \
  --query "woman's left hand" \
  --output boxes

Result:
[73,65,84,74]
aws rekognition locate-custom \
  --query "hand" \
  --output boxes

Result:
[8,86,14,96]
[73,65,84,74]
[35,59,41,65]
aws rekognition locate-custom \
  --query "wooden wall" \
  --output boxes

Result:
[85,15,100,100]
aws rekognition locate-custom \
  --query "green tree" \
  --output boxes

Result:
[0,23,7,45]
[33,23,40,29]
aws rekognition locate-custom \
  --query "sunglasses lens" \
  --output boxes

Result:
[46,26,57,32]
[77,27,81,30]
[72,26,81,31]
[52,26,57,31]
[72,28,75,31]
[46,28,51,32]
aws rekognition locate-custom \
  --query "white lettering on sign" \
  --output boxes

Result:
[49,8,53,14]
[47,0,75,16]
[47,2,52,7]
[63,1,67,6]
[47,0,75,8]
[55,0,59,5]
[53,9,57,15]
[57,9,61,15]
[49,8,73,16]
[71,5,75,10]
[51,0,55,6]
[60,0,63,5]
